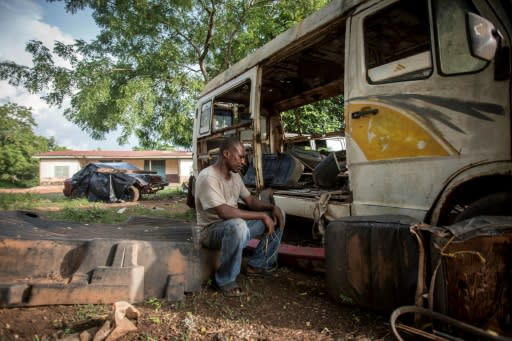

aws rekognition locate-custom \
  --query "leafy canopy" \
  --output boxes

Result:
[0,103,65,184]
[0,0,330,149]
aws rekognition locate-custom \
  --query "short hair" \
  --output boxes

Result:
[219,136,241,154]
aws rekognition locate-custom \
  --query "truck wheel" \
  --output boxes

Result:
[454,192,512,223]
[70,189,84,199]
[186,176,195,208]
[126,186,140,202]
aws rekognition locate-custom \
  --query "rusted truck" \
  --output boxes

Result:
[190,0,512,337]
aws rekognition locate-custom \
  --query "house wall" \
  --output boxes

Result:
[39,159,82,185]
[179,160,193,184]
[127,160,145,169]
[165,159,179,184]
[38,157,192,186]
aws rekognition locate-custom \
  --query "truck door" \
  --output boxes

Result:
[345,0,511,219]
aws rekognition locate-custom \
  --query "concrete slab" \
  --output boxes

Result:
[0,211,217,306]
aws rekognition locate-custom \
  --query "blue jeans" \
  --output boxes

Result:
[202,217,283,288]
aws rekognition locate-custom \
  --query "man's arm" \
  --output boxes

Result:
[244,195,285,232]
[212,203,276,233]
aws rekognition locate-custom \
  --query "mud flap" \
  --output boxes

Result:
[325,215,420,312]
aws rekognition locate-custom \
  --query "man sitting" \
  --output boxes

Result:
[194,137,285,297]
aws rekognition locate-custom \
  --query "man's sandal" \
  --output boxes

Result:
[215,281,244,297]
[244,264,277,277]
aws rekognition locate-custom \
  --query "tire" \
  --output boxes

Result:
[70,188,85,199]
[126,186,140,202]
[455,192,512,223]
[186,176,195,208]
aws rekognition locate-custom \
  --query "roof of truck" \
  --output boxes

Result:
[200,0,368,97]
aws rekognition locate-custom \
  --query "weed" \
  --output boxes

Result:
[63,327,74,335]
[182,312,196,336]
[149,316,162,324]
[73,304,108,322]
[144,335,158,341]
[339,293,354,305]
[146,297,162,311]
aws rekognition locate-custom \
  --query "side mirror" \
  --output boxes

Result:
[467,12,499,61]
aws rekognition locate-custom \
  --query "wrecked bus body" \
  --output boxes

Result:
[191,0,512,336]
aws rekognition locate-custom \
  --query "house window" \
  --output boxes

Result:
[54,166,70,178]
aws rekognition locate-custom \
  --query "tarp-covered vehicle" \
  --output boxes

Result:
[63,162,168,202]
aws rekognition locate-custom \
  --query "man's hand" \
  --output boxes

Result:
[272,205,285,229]
[262,214,276,235]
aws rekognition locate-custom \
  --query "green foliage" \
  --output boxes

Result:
[339,293,354,305]
[0,103,65,185]
[146,297,163,311]
[1,0,329,149]
[0,180,36,189]
[282,96,344,135]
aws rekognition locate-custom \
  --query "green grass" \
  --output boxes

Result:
[148,186,186,200]
[47,206,128,224]
[0,188,195,224]
[0,193,33,210]
[0,192,88,211]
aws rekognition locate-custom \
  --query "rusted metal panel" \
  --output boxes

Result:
[429,216,512,331]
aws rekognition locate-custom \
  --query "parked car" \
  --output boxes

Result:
[63,162,168,202]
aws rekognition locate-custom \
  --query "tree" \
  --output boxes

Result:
[0,0,328,149]
[282,96,345,136]
[0,103,65,183]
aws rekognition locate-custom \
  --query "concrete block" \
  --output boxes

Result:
[166,273,185,302]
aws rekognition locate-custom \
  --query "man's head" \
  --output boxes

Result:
[219,137,246,173]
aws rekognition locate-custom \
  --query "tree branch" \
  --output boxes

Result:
[196,0,217,81]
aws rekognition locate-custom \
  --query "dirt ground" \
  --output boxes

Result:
[0,184,65,194]
[0,186,394,341]
[0,267,393,341]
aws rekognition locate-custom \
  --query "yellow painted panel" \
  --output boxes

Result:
[348,102,451,161]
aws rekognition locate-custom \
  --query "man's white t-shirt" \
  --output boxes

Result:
[195,166,251,227]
